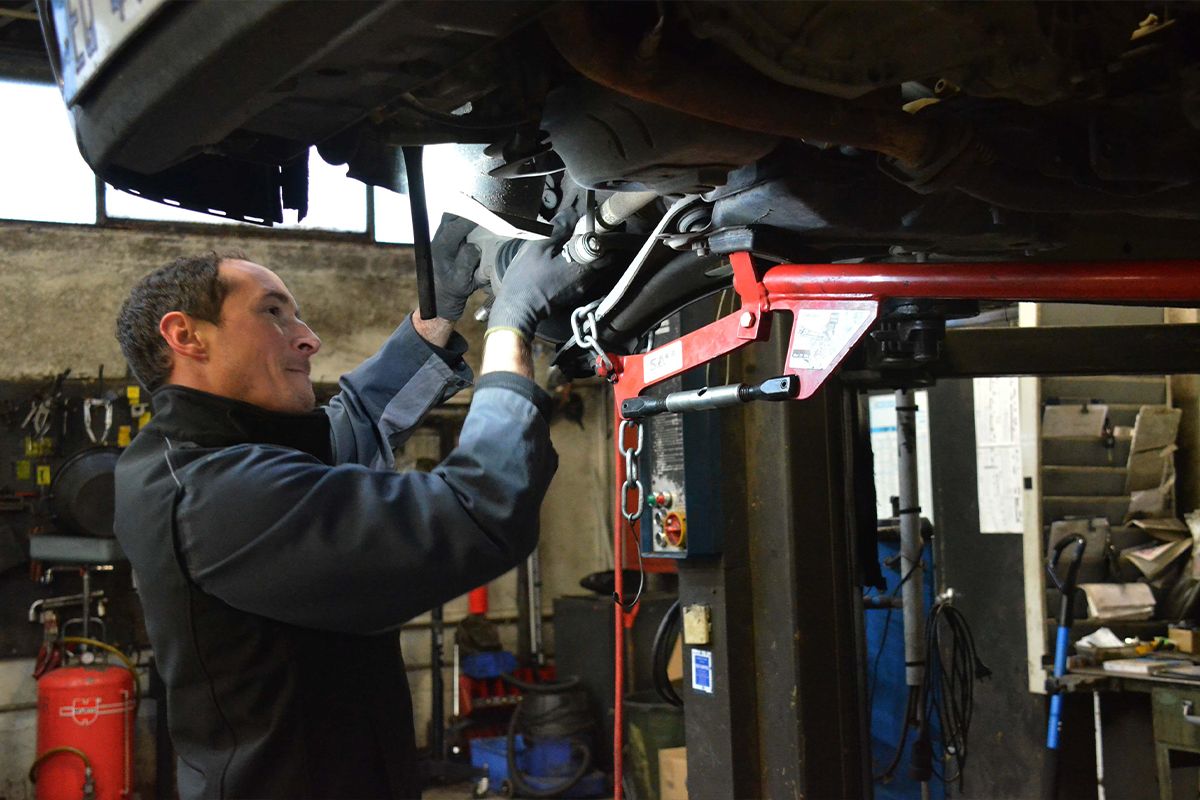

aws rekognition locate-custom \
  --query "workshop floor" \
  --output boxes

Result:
[423,782,479,799]
[423,781,615,800]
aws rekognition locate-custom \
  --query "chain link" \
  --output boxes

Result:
[619,418,644,521]
[570,301,614,377]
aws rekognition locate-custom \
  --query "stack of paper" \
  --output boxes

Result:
[1121,538,1192,581]
[1125,406,1181,521]
[1103,657,1191,675]
[1078,582,1156,621]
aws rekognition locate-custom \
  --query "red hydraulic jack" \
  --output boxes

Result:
[599,251,1200,800]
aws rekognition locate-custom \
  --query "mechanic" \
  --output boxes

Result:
[112,210,596,798]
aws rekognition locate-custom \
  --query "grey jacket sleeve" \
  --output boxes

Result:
[173,381,556,634]
[325,317,473,468]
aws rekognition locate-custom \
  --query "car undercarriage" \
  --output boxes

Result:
[39,0,1200,370]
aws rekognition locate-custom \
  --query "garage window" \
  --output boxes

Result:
[0,80,97,224]
[373,144,475,245]
[3,77,462,241]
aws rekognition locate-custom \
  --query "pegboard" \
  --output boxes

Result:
[0,372,341,659]
[0,371,147,658]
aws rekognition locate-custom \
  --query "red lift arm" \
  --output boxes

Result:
[604,252,1200,800]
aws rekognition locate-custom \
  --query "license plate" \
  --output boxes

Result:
[48,0,169,103]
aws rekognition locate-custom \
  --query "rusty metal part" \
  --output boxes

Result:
[542,4,939,168]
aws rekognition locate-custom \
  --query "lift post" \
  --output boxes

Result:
[600,252,1200,799]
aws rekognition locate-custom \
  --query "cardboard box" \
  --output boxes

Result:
[659,746,687,800]
[1169,626,1198,654]
[667,634,683,683]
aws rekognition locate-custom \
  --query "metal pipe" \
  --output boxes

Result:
[528,550,545,666]
[761,259,1200,304]
[566,191,660,265]
[81,569,91,644]
[896,388,927,799]
[429,604,445,760]
[28,591,106,623]
[542,5,937,168]
[896,389,924,690]
[1093,692,1107,800]
[517,560,532,662]
[620,376,798,418]
[613,434,627,800]
[597,191,658,230]
[452,643,460,718]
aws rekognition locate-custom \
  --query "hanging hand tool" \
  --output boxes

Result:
[22,369,70,444]
[620,375,798,419]
[83,366,116,445]
[22,398,53,441]
[401,145,438,320]
[1043,533,1086,800]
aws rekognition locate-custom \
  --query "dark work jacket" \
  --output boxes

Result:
[114,319,556,799]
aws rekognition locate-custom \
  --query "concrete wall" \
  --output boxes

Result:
[0,219,614,795]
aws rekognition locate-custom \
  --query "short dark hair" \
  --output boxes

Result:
[116,252,243,391]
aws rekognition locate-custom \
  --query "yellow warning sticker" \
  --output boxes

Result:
[24,437,53,457]
[117,425,132,447]
[138,412,152,428]
[15,460,30,481]
[127,385,140,404]
[36,465,51,486]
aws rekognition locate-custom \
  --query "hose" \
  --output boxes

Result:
[651,601,683,707]
[501,676,594,798]
[28,746,92,784]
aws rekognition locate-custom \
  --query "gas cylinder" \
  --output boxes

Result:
[35,664,134,800]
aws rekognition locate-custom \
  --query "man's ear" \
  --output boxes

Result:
[159,311,209,364]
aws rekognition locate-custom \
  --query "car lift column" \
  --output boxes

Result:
[675,374,760,799]
[677,333,869,798]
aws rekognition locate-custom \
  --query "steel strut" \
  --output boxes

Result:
[603,251,1200,800]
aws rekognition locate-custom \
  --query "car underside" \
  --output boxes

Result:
[39,0,1200,373]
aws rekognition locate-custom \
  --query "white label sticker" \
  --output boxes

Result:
[644,340,684,383]
[787,308,875,371]
[973,377,1025,533]
[691,649,713,694]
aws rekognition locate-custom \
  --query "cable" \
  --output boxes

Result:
[915,602,990,791]
[651,601,683,707]
[502,678,595,798]
[867,545,924,711]
[615,520,646,612]
[874,686,917,783]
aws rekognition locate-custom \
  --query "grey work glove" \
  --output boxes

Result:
[431,213,483,321]
[486,207,608,341]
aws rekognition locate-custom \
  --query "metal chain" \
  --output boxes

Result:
[619,418,644,521]
[570,300,614,376]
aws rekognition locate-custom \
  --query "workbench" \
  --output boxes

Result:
[1066,666,1200,799]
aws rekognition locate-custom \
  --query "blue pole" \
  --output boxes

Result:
[1045,625,1070,749]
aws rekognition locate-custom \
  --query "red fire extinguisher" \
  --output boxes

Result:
[31,639,135,800]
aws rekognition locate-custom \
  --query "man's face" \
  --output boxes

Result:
[199,260,321,413]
